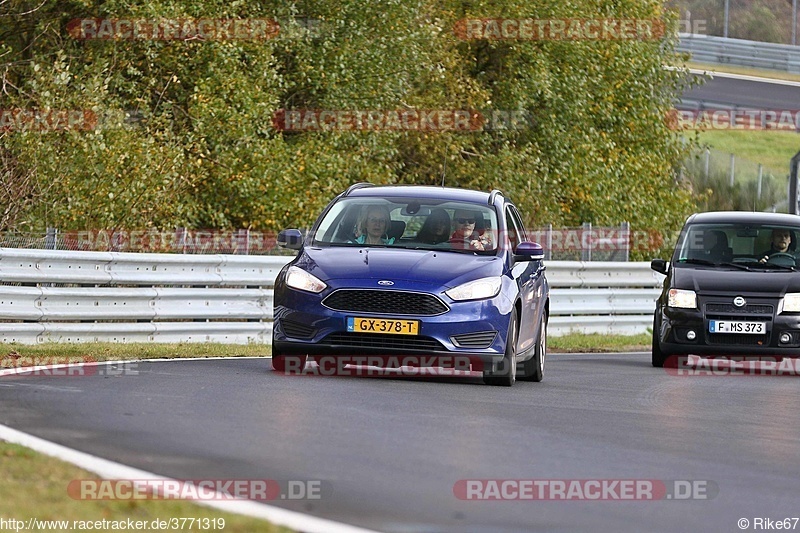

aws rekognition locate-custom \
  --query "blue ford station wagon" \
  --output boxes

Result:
[272,184,550,386]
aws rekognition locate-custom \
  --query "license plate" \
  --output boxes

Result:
[347,317,420,335]
[709,320,766,334]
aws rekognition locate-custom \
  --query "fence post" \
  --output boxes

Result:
[757,165,763,200]
[729,154,735,186]
[175,227,187,253]
[235,229,250,255]
[546,223,552,261]
[581,222,591,262]
[622,221,630,262]
[45,227,58,250]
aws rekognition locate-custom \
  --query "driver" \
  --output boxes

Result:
[758,228,795,263]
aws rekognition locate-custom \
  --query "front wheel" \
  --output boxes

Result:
[651,312,670,368]
[484,309,517,387]
[520,311,547,382]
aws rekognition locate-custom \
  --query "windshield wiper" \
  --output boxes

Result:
[718,262,753,271]
[677,258,717,266]
[755,262,798,272]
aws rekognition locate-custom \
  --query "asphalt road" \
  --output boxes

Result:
[681,72,800,110]
[1,354,799,533]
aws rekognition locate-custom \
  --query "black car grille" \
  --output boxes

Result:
[323,332,445,351]
[323,290,448,316]
[451,331,497,348]
[281,319,316,340]
[706,303,774,315]
[707,333,769,346]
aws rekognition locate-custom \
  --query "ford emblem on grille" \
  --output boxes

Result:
[733,296,746,307]
[378,280,394,286]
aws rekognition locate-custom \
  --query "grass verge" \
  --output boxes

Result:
[686,61,800,83]
[1,333,650,363]
[694,129,800,177]
[548,332,650,353]
[0,442,291,533]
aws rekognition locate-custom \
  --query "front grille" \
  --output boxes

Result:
[706,303,774,315]
[323,332,445,351]
[707,333,769,346]
[281,320,316,339]
[451,331,497,348]
[323,289,448,316]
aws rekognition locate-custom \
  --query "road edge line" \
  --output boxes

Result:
[0,424,380,533]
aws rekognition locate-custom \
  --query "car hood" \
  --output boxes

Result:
[672,265,800,295]
[295,246,501,288]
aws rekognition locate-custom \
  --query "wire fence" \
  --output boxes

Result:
[0,224,658,261]
[682,148,788,212]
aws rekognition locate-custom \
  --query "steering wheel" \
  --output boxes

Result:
[766,252,797,266]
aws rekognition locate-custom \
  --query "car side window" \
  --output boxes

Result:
[508,207,528,242]
[505,208,522,252]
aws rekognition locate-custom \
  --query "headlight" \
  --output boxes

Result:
[668,289,697,309]
[781,293,800,313]
[446,277,502,301]
[285,266,327,294]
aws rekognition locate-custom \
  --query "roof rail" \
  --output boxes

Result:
[343,182,374,197]
[488,189,504,205]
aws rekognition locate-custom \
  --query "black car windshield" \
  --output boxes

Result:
[312,197,499,254]
[675,223,800,269]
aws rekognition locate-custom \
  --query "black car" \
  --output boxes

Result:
[651,211,800,367]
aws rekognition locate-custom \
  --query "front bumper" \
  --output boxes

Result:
[273,286,514,371]
[659,296,800,356]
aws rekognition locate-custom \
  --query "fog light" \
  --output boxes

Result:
[780,333,792,344]
[686,330,696,341]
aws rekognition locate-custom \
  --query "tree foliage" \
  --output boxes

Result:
[1,0,694,240]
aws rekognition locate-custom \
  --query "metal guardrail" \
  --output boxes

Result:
[677,33,800,74]
[0,249,665,344]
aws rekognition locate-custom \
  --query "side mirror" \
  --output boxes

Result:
[651,258,668,275]
[277,229,304,250]
[514,241,544,262]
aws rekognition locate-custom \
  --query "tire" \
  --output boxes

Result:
[484,309,517,387]
[520,311,547,382]
[651,312,668,368]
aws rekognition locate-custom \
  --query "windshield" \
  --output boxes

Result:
[312,196,499,254]
[675,223,800,269]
